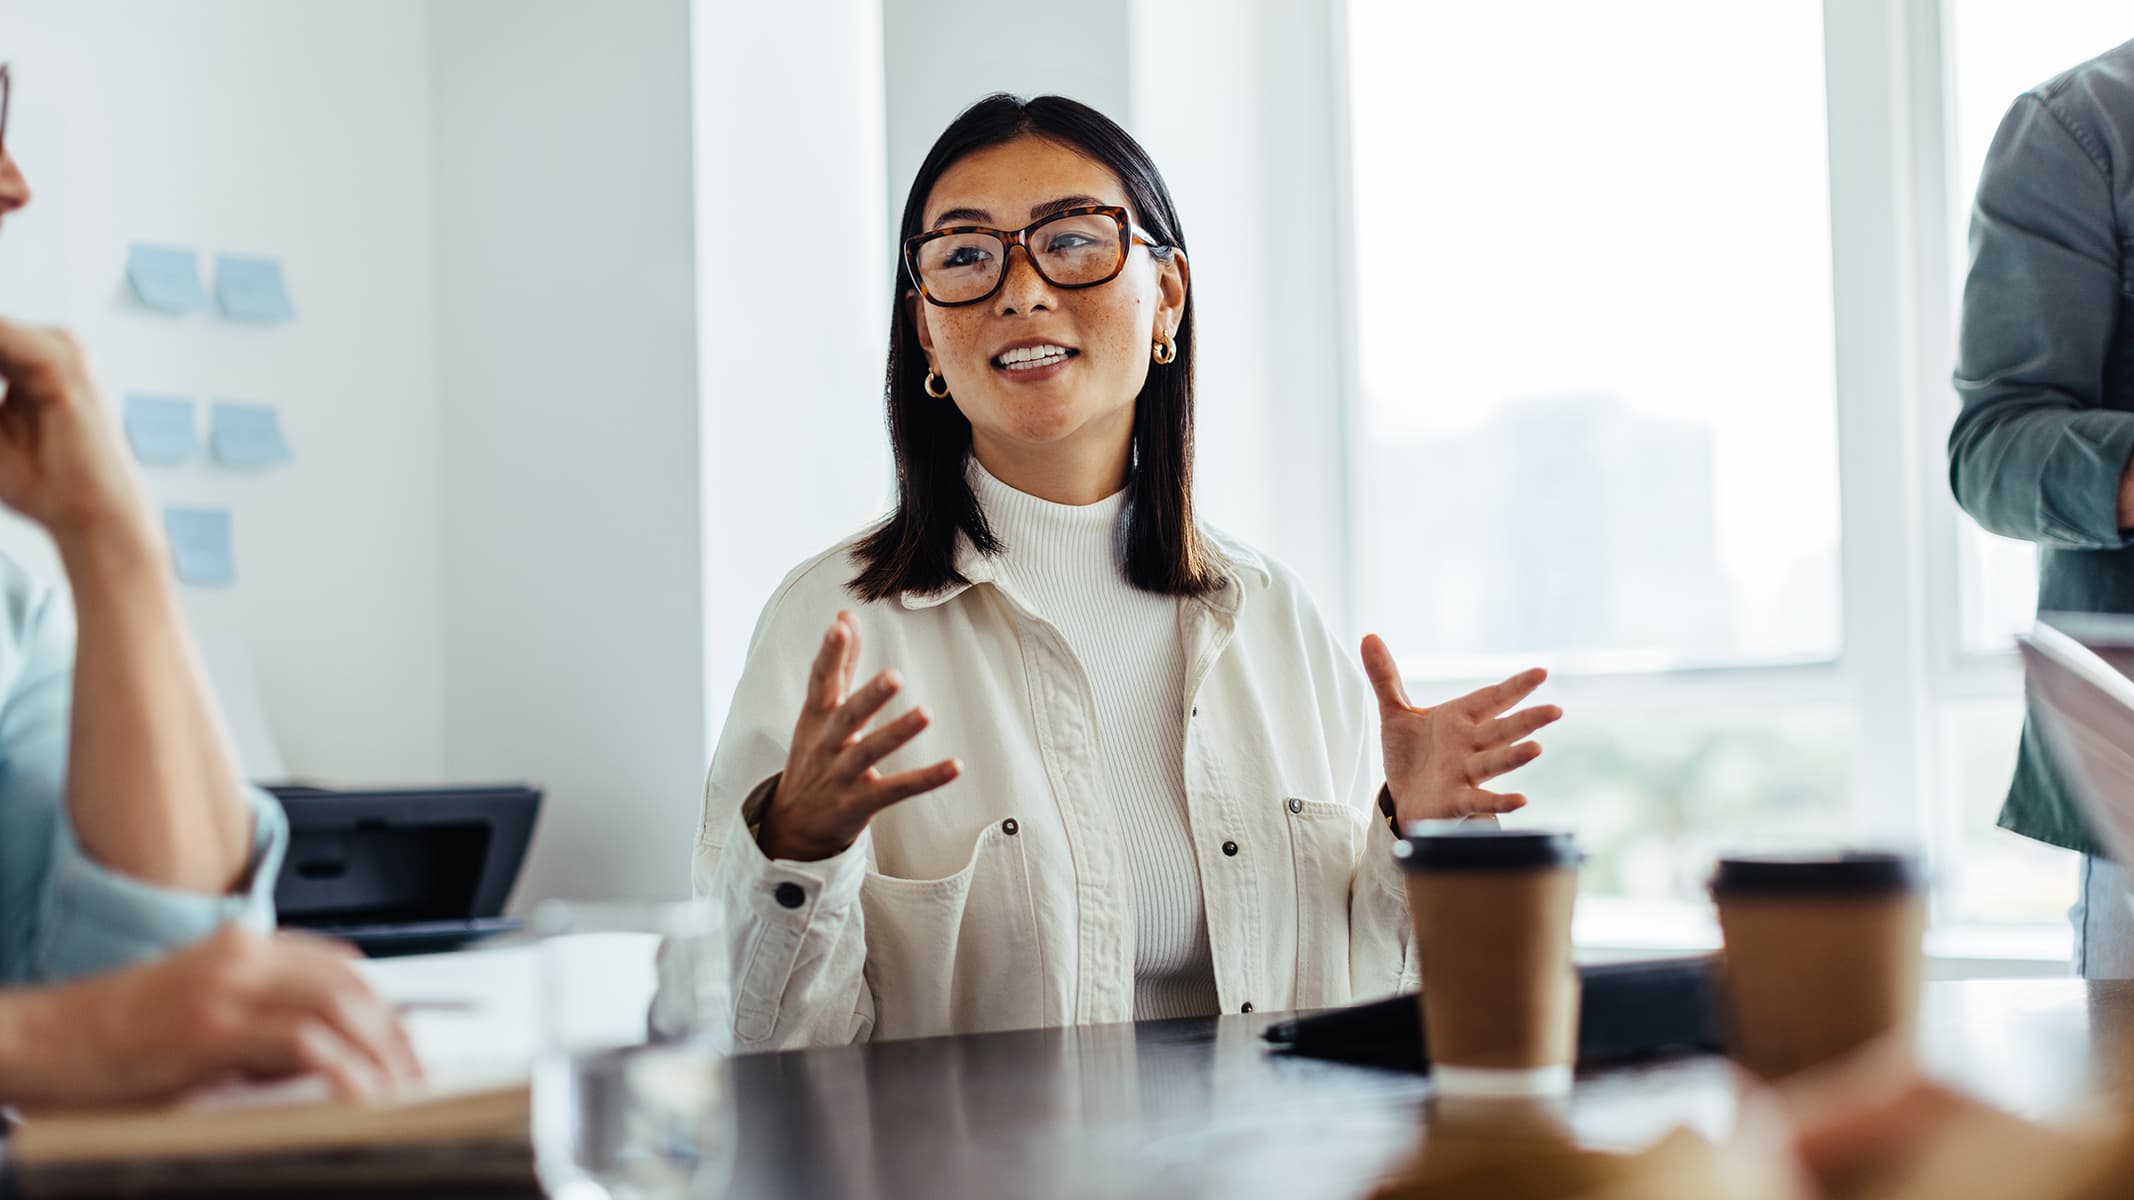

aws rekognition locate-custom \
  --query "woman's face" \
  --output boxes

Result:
[911,135,1186,472]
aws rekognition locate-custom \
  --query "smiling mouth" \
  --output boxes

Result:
[991,345,1079,372]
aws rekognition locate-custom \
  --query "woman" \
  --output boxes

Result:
[694,94,1559,1049]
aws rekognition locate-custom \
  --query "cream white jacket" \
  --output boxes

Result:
[694,525,1419,1050]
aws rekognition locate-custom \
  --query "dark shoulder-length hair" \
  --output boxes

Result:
[848,93,1221,603]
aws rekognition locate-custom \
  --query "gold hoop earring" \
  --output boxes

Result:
[1152,335,1177,365]
[924,369,951,399]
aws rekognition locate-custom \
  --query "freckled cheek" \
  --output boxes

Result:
[1079,297,1146,375]
[934,315,994,373]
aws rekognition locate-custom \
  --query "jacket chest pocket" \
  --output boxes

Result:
[1285,796,1359,1002]
[859,820,1044,1039]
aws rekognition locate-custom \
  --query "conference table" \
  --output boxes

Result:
[31,972,2125,1198]
[711,977,2129,1199]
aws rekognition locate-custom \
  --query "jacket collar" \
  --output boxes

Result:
[898,524,1268,616]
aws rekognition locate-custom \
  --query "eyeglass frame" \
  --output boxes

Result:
[903,204,1165,308]
[1,64,11,158]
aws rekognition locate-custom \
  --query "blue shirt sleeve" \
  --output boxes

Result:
[0,556,288,984]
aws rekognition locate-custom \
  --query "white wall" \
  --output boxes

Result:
[1132,0,1356,628]
[880,0,1133,246]
[0,0,893,910]
[432,0,707,905]
[0,0,448,783]
[694,0,892,768]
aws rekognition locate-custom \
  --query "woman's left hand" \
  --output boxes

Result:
[1361,634,1562,824]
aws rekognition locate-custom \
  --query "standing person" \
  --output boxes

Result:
[692,94,1561,1049]
[1949,39,2134,976]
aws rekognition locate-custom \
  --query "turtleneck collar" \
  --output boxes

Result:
[967,455,1130,548]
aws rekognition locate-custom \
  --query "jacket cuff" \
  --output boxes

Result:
[728,776,868,913]
[1363,788,1411,907]
[2038,409,2134,548]
[723,776,866,1045]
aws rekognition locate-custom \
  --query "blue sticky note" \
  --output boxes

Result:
[122,394,199,465]
[164,506,235,588]
[125,244,210,314]
[212,254,295,323]
[208,402,292,467]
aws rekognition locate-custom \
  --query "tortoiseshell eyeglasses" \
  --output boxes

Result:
[904,205,1163,307]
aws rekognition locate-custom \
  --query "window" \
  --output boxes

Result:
[1342,0,2110,954]
[1346,1,1842,681]
[1346,2,1849,926]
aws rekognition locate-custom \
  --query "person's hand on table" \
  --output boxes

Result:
[1,926,422,1108]
[1361,634,1561,824]
[754,611,963,862]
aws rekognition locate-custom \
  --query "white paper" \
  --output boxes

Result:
[2018,614,2134,870]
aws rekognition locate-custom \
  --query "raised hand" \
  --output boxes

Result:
[754,612,963,862]
[1360,634,1562,824]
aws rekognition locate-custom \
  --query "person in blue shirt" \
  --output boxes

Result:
[0,71,417,1104]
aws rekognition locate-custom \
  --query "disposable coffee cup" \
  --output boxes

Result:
[1396,828,1581,1097]
[1709,851,1926,1080]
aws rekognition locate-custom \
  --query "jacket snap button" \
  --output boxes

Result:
[1002,818,1019,836]
[1222,840,1239,857]
[1287,797,1304,814]
[773,882,806,909]
[1240,1001,1255,1013]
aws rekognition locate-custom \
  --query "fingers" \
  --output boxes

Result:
[1480,704,1563,748]
[1469,789,1529,815]
[1463,667,1548,720]
[837,705,931,780]
[232,1013,385,1101]
[253,937,423,1089]
[1359,635,1414,713]
[822,669,904,747]
[861,758,963,814]
[804,619,849,715]
[836,611,860,699]
[0,317,69,383]
[1467,740,1542,785]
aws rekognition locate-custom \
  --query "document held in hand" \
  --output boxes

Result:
[2017,613,2134,870]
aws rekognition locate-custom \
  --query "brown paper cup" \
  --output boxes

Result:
[1398,829,1581,1097]
[1710,851,1926,1080]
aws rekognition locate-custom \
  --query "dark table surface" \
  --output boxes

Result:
[43,978,2133,1199]
[708,978,2134,1200]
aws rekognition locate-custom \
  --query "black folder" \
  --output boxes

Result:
[1263,955,1723,1071]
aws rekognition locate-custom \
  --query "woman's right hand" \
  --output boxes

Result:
[755,612,963,862]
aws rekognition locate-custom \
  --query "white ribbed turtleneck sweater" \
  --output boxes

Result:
[969,458,1220,1020]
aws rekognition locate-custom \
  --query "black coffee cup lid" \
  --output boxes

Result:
[1393,827,1580,872]
[1708,851,1924,897]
